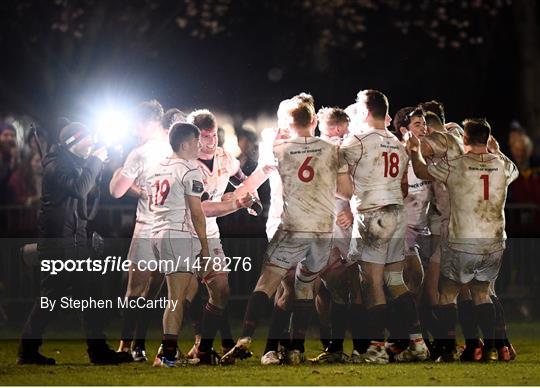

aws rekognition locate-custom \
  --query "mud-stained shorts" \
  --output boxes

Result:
[405,226,434,262]
[151,230,196,275]
[426,219,449,265]
[264,229,334,274]
[441,247,503,284]
[332,221,353,261]
[349,204,406,265]
[127,222,155,265]
[192,237,228,282]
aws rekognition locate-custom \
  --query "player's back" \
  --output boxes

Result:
[273,136,342,233]
[404,162,432,230]
[423,127,464,221]
[342,128,408,211]
[147,158,201,235]
[445,153,518,253]
[125,138,172,225]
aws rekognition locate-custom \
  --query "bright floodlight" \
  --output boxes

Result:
[94,109,130,147]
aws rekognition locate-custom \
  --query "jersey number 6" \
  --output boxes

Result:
[298,156,315,183]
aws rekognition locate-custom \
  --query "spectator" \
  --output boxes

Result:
[236,127,258,174]
[509,129,538,171]
[7,152,42,206]
[0,126,20,204]
[506,130,540,230]
[217,126,225,147]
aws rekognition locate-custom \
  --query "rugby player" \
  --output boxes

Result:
[341,90,429,364]
[221,94,353,365]
[184,109,255,364]
[147,123,207,367]
[109,100,171,362]
[408,118,518,362]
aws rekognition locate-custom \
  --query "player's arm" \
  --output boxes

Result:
[110,149,144,198]
[407,134,435,181]
[109,168,136,198]
[401,170,408,198]
[201,192,254,218]
[336,201,354,229]
[336,172,353,200]
[186,195,209,258]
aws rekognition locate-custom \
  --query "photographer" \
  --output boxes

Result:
[17,123,131,365]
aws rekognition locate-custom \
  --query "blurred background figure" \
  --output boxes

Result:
[0,124,20,204]
[507,125,540,206]
[7,152,42,206]
[236,127,258,174]
[217,126,225,148]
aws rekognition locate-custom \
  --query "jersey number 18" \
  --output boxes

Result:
[382,152,399,177]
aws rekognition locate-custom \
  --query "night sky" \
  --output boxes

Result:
[0,1,528,142]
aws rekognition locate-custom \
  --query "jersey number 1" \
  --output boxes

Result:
[153,179,170,205]
[382,152,399,177]
[480,174,489,200]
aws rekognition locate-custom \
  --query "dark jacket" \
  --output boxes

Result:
[38,144,103,249]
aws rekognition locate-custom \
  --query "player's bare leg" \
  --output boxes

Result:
[154,272,199,367]
[220,264,287,365]
[404,253,424,297]
[433,276,460,362]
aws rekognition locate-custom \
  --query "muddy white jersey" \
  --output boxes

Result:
[423,127,464,221]
[341,128,408,211]
[259,128,284,239]
[320,134,353,224]
[194,147,240,238]
[272,136,347,233]
[120,138,173,227]
[428,152,518,254]
[405,162,432,231]
[147,158,204,235]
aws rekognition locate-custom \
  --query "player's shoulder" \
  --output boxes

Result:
[424,130,447,144]
[316,136,340,149]
[340,133,362,147]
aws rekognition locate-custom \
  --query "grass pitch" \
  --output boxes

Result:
[1,322,539,386]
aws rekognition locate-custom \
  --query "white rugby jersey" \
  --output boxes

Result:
[423,127,465,221]
[147,158,204,235]
[272,136,347,233]
[121,138,172,225]
[259,128,284,239]
[428,152,518,254]
[341,128,408,211]
[405,162,432,231]
[320,133,353,226]
[194,147,240,238]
